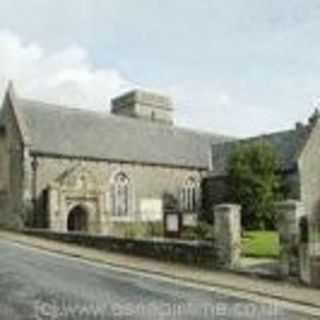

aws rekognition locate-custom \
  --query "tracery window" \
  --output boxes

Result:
[181,177,197,212]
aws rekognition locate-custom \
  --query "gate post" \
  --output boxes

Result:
[214,204,241,269]
[309,215,320,287]
[276,200,304,278]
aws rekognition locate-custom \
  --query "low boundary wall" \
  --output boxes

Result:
[22,229,216,268]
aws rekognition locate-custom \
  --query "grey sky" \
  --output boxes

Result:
[0,0,320,137]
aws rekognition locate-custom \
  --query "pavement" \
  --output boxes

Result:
[238,257,282,279]
[0,231,319,319]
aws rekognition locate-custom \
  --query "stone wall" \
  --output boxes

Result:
[22,203,241,269]
[22,228,216,268]
[276,200,320,288]
[310,257,320,288]
[299,120,320,225]
[0,94,30,228]
[298,120,320,288]
[32,155,205,233]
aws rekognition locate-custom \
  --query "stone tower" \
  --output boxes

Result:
[111,90,174,125]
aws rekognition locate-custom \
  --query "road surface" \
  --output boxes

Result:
[0,239,317,319]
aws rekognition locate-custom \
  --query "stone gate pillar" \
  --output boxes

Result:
[276,200,304,278]
[310,214,320,287]
[214,204,241,269]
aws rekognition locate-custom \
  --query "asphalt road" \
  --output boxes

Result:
[0,239,317,320]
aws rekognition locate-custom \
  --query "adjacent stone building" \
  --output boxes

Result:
[0,83,319,242]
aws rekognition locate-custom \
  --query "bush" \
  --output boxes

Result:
[181,222,214,241]
[181,227,198,240]
[123,223,146,239]
[146,222,164,238]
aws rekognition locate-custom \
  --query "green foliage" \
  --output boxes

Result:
[122,222,146,239]
[194,222,214,240]
[242,231,280,258]
[117,221,164,239]
[181,222,214,241]
[145,222,164,238]
[181,227,198,240]
[0,224,20,231]
[162,193,179,211]
[228,141,285,230]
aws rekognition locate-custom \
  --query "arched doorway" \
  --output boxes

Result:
[67,205,88,232]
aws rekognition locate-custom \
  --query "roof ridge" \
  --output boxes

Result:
[17,96,233,139]
[210,125,305,176]
[174,124,235,139]
[212,127,298,149]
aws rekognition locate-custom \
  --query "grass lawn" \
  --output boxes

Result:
[242,231,279,258]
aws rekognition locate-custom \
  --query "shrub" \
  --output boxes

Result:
[181,222,214,241]
[146,222,164,238]
[181,227,198,240]
[194,222,214,240]
[123,222,146,239]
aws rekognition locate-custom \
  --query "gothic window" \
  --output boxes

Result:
[181,177,197,212]
[112,172,130,217]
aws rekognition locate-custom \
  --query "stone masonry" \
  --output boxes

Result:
[214,204,241,269]
[37,156,204,234]
[276,200,305,277]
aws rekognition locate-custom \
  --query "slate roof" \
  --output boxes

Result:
[12,97,233,169]
[210,128,310,177]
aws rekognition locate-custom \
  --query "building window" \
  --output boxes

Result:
[181,177,197,212]
[112,172,130,216]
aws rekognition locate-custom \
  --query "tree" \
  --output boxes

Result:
[228,141,284,230]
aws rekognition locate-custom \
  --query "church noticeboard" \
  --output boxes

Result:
[140,199,163,221]
[164,211,182,238]
[166,214,179,232]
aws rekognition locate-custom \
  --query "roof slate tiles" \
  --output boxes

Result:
[210,127,309,176]
[15,97,232,169]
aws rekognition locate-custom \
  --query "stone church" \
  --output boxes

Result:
[0,83,319,237]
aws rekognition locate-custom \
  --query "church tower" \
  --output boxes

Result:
[111,90,174,125]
